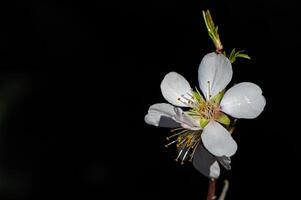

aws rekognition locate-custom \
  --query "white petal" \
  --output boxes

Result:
[209,161,220,178]
[144,103,180,128]
[192,144,220,178]
[144,103,201,130]
[201,121,237,157]
[174,107,201,130]
[198,53,232,100]
[217,156,231,170]
[220,82,266,119]
[160,72,192,107]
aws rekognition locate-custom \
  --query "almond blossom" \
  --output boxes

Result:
[145,52,266,178]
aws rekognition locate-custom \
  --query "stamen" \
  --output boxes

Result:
[181,95,191,102]
[195,87,204,100]
[177,97,191,107]
[175,149,183,162]
[187,92,199,107]
[181,94,196,107]
[189,137,198,148]
[189,142,200,161]
[178,137,187,145]
[167,130,187,140]
[165,139,177,148]
[170,127,183,132]
[207,81,211,99]
[181,150,189,164]
[187,92,194,99]
[191,138,200,149]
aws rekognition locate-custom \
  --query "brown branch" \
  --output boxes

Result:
[206,178,216,200]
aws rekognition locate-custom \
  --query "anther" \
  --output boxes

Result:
[181,95,192,101]
[177,97,191,107]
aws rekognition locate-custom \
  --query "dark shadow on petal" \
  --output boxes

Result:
[192,144,216,177]
[217,156,231,170]
[159,116,180,128]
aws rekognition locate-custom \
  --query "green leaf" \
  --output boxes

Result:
[202,10,223,52]
[227,48,251,63]
[215,113,231,126]
[236,53,251,59]
[215,26,219,36]
[229,48,236,58]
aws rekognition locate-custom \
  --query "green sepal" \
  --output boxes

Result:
[193,88,205,104]
[200,118,209,128]
[210,90,225,106]
[215,112,231,126]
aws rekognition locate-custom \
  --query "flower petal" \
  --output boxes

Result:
[144,103,201,130]
[144,103,181,128]
[209,161,220,178]
[201,121,237,157]
[160,72,192,107]
[217,156,231,170]
[174,107,201,130]
[192,144,220,178]
[198,53,232,100]
[220,82,266,119]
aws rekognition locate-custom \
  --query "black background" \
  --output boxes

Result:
[0,0,300,199]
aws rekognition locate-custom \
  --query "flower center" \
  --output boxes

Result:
[182,89,222,125]
[197,101,219,121]
[167,87,229,164]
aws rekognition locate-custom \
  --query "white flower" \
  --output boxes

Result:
[145,52,266,178]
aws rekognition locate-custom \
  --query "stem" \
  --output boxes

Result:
[218,180,229,200]
[206,178,216,200]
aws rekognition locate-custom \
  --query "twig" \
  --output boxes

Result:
[202,10,251,61]
[206,178,216,200]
